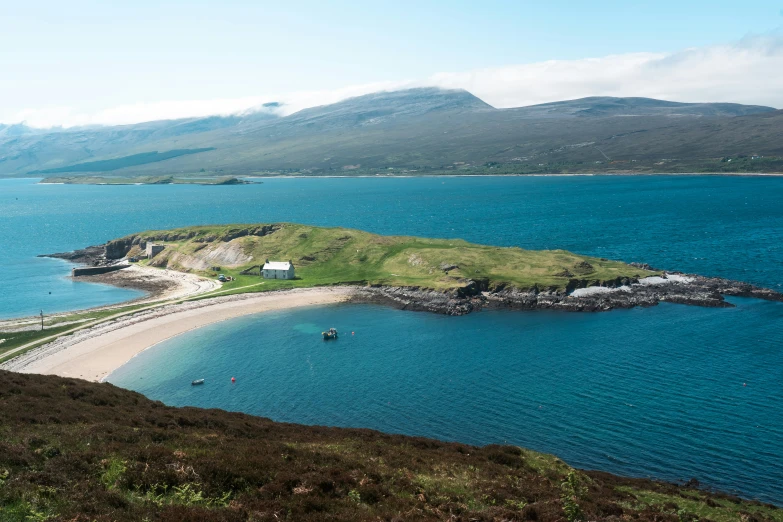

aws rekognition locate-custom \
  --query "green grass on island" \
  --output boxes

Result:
[0,224,656,364]
[1,370,780,521]
[39,175,252,185]
[115,223,658,296]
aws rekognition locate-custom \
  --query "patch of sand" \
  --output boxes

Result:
[2,287,356,383]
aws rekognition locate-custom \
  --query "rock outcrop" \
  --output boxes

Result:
[354,273,783,315]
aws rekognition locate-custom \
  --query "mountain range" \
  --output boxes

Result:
[2,88,782,177]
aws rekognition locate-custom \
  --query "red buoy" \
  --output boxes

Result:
[231,377,236,383]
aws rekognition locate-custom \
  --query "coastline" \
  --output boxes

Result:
[1,287,356,382]
[242,171,783,178]
[0,264,221,333]
[4,268,782,382]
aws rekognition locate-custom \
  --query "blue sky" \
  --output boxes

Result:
[2,1,783,126]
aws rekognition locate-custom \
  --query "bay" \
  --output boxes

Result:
[2,175,782,502]
[108,299,783,504]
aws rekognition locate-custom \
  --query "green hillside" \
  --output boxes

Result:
[113,223,657,294]
[2,89,781,178]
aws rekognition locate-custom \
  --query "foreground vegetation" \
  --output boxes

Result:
[117,223,657,296]
[1,370,780,521]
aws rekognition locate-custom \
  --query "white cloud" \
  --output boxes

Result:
[3,34,782,129]
[431,34,783,109]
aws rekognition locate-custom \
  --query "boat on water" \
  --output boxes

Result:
[191,379,205,385]
[322,327,338,340]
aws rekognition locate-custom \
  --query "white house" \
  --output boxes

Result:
[262,260,295,280]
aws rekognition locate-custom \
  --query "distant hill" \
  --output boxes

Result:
[512,96,774,118]
[1,88,781,177]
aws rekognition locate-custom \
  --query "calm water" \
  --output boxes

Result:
[3,175,783,502]
[109,300,783,503]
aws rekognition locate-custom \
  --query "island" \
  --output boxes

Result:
[38,175,255,185]
[3,223,781,382]
[46,222,783,314]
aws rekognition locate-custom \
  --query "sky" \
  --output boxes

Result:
[2,0,783,127]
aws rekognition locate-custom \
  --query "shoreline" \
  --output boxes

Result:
[242,171,783,178]
[0,264,221,332]
[12,172,783,183]
[1,287,356,382]
[4,268,782,382]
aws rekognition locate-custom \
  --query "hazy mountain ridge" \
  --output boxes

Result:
[1,88,780,177]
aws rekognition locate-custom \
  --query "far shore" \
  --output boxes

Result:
[1,287,356,383]
[13,171,783,184]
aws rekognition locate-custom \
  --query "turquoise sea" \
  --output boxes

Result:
[2,176,782,502]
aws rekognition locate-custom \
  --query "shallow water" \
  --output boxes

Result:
[108,299,783,503]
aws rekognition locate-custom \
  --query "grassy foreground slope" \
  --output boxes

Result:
[1,370,781,521]
[116,223,657,294]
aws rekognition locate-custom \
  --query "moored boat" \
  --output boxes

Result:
[191,379,205,385]
[322,328,338,340]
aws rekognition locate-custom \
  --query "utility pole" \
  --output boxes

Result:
[40,310,44,331]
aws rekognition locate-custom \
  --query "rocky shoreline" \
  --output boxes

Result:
[40,245,107,265]
[352,272,783,315]
[42,245,783,317]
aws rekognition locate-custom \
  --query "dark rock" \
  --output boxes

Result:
[39,245,105,264]
[353,272,783,316]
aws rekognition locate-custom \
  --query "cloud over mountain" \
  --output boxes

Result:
[3,34,782,128]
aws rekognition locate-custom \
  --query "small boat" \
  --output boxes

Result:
[322,327,338,340]
[191,379,205,385]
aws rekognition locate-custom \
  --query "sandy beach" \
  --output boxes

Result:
[1,287,356,382]
[0,265,221,333]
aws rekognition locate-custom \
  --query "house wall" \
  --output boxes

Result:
[262,268,295,279]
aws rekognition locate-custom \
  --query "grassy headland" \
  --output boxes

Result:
[114,223,657,296]
[39,175,252,185]
[1,370,780,521]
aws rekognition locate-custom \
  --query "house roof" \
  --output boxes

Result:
[263,261,292,270]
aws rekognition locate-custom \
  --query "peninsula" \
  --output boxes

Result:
[3,223,782,381]
[3,225,783,520]
[51,222,783,314]
[39,175,254,185]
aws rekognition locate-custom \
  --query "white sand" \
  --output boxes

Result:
[1,287,356,383]
[0,265,221,333]
[124,264,222,302]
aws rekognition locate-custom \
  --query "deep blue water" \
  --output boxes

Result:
[3,175,783,502]
[1,175,781,317]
